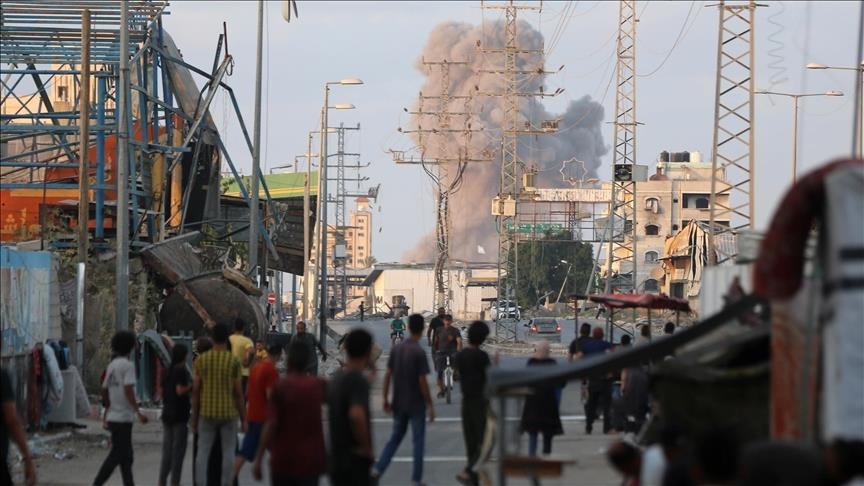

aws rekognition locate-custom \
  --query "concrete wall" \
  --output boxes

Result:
[0,247,61,356]
[369,266,497,319]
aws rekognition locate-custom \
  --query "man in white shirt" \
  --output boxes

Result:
[93,331,149,486]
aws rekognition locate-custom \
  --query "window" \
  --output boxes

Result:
[672,224,679,232]
[645,251,659,263]
[670,282,685,298]
[57,86,68,101]
[358,246,364,251]
[644,279,659,292]
[358,232,364,237]
[645,197,660,213]
[695,197,709,209]
[624,220,633,233]
[645,224,660,236]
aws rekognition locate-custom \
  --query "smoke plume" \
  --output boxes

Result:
[401,20,607,263]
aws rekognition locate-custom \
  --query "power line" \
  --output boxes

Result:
[637,1,700,78]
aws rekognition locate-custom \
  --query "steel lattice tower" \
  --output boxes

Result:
[480,1,563,342]
[393,59,488,313]
[709,0,757,263]
[605,0,639,293]
[332,123,361,313]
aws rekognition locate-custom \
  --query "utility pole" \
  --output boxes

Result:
[332,123,361,314]
[115,1,130,330]
[708,0,758,264]
[394,58,488,313]
[249,0,265,283]
[78,9,91,265]
[478,0,562,342]
[605,0,639,294]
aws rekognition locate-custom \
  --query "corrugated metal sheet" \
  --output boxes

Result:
[0,247,61,356]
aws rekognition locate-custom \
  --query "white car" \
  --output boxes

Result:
[491,300,521,321]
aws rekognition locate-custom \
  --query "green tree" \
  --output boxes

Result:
[515,231,594,310]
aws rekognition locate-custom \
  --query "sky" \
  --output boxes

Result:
[162,1,861,263]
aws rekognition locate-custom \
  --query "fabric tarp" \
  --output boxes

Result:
[588,293,691,312]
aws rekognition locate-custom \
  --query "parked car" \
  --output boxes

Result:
[491,300,521,320]
[525,317,561,340]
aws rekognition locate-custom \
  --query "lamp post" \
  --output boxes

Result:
[806,62,864,158]
[757,89,844,182]
[318,79,363,351]
[555,259,573,306]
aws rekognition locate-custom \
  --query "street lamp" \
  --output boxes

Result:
[807,61,864,158]
[555,259,573,305]
[757,89,844,182]
[318,78,363,350]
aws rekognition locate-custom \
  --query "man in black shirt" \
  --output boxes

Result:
[433,314,462,398]
[567,322,592,362]
[426,307,446,346]
[328,329,374,486]
[453,321,492,485]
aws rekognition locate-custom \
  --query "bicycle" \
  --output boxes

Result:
[390,330,404,347]
[443,355,454,404]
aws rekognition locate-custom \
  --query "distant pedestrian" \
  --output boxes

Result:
[577,327,613,434]
[229,318,255,395]
[290,321,327,375]
[637,324,652,345]
[93,330,149,486]
[192,322,246,486]
[426,307,446,347]
[611,337,649,433]
[329,296,338,319]
[252,340,327,485]
[453,321,492,485]
[663,321,676,335]
[372,314,435,486]
[520,342,563,456]
[159,344,192,486]
[233,343,281,482]
[328,329,375,486]
[567,322,592,362]
[359,302,366,322]
[2,368,36,486]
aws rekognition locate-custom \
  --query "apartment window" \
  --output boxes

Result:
[645,224,660,236]
[670,282,685,298]
[57,86,69,101]
[644,279,659,292]
[672,224,679,232]
[358,232,364,237]
[645,197,660,213]
[358,246,364,251]
[695,197,709,209]
[645,251,659,263]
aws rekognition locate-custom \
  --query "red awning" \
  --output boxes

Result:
[588,293,691,312]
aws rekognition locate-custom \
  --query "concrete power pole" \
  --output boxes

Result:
[605,0,639,294]
[393,59,488,313]
[708,0,758,264]
[479,1,562,342]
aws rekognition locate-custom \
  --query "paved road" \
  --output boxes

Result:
[33,318,621,486]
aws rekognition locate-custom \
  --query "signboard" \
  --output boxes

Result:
[504,222,564,234]
[533,188,611,203]
[267,293,276,304]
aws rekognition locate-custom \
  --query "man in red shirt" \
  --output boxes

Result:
[253,340,327,485]
[233,342,281,482]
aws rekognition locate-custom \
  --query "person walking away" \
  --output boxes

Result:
[453,321,492,485]
[636,324,652,346]
[93,331,149,486]
[372,314,435,486]
[328,329,375,486]
[663,322,675,336]
[2,368,36,486]
[329,296,338,320]
[252,341,327,485]
[359,302,366,322]
[290,321,327,376]
[567,323,592,362]
[576,327,613,434]
[229,319,254,396]
[425,307,446,347]
[192,322,246,486]
[233,343,281,481]
[520,342,564,456]
[433,314,462,398]
[159,344,192,486]
[613,336,650,434]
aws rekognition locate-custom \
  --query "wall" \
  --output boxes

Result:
[0,247,61,356]
[370,265,495,319]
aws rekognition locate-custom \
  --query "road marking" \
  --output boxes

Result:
[372,415,585,423]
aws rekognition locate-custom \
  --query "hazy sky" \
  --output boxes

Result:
[162,1,860,263]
